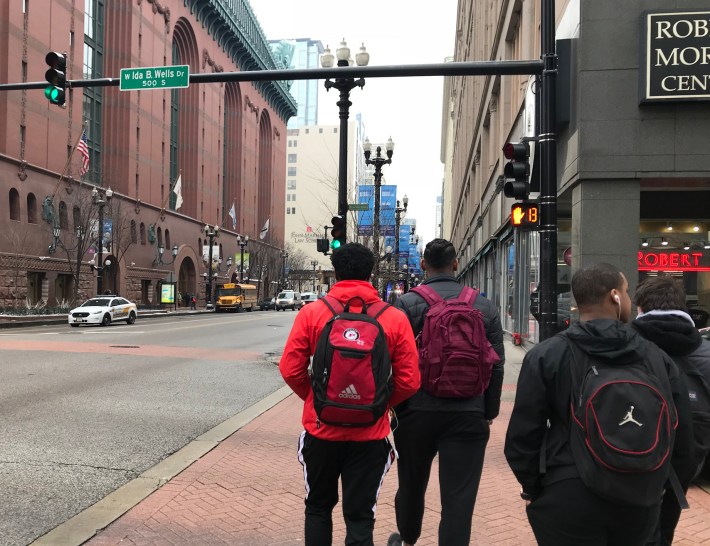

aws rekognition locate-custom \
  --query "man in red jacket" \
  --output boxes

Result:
[280,243,420,546]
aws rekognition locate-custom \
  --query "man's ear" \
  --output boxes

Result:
[420,258,426,271]
[452,258,459,272]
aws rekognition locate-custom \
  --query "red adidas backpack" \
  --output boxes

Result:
[310,296,392,427]
[410,285,499,398]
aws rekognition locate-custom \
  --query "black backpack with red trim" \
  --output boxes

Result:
[310,296,392,427]
[563,334,679,507]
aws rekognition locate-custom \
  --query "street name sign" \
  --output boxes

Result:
[120,65,190,91]
[348,203,369,211]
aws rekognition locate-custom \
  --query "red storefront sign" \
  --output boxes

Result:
[638,251,710,271]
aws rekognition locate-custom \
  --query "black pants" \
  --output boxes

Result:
[297,431,395,546]
[392,409,490,546]
[526,478,660,546]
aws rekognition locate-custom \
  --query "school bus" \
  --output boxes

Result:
[215,283,258,313]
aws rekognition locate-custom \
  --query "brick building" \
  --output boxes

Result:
[0,0,295,309]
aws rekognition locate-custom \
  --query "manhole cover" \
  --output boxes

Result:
[110,345,140,348]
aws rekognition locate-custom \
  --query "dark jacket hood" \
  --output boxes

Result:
[632,312,702,356]
[565,319,645,364]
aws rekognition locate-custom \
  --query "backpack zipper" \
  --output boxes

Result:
[579,365,599,409]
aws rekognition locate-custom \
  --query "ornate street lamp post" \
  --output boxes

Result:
[237,235,249,283]
[203,224,220,310]
[363,137,394,289]
[321,39,370,241]
[281,250,289,290]
[310,260,318,292]
[91,186,113,294]
[394,195,408,273]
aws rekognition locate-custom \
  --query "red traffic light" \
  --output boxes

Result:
[503,142,529,161]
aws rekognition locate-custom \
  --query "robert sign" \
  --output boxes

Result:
[641,10,710,102]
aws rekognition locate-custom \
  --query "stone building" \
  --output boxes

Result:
[445,0,710,342]
[0,0,296,309]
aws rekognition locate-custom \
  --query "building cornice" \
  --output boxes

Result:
[185,0,296,123]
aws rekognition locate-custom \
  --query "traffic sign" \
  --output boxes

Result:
[120,65,189,91]
[348,203,369,211]
[511,202,539,230]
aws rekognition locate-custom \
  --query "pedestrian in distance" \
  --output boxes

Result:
[504,262,693,546]
[386,238,505,546]
[279,242,420,546]
[190,293,196,310]
[632,274,709,545]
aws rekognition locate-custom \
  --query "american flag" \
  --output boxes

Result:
[77,130,90,176]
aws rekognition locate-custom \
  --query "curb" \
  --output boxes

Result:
[0,309,220,329]
[30,386,293,546]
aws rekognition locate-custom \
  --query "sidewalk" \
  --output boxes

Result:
[65,344,710,545]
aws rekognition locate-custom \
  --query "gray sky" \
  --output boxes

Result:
[247,0,459,242]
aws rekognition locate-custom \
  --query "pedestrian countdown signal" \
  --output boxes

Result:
[511,202,539,231]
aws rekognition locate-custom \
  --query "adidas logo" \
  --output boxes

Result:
[338,384,361,400]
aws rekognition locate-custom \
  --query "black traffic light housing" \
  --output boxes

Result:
[45,52,67,106]
[502,142,530,200]
[330,215,345,250]
[316,238,329,254]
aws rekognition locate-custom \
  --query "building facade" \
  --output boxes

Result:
[0,0,296,309]
[269,38,324,129]
[447,0,710,342]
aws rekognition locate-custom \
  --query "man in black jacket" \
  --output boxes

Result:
[387,238,505,546]
[632,274,709,545]
[504,263,693,546]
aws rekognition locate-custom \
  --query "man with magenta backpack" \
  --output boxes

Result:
[387,238,505,546]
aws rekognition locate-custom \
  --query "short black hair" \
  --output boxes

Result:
[571,262,623,307]
[423,238,456,269]
[634,275,687,312]
[330,243,375,281]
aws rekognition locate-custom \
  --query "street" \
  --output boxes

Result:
[0,311,296,546]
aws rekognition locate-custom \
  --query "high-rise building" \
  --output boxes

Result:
[269,38,324,129]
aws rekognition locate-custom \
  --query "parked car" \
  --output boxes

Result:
[259,297,276,311]
[275,290,302,311]
[68,296,138,327]
[300,292,319,306]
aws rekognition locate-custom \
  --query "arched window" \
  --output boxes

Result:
[59,201,68,229]
[157,227,163,248]
[9,188,20,221]
[130,220,137,244]
[73,206,81,231]
[140,223,146,245]
[165,229,171,251]
[27,193,37,224]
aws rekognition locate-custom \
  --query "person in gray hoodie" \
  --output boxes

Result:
[632,274,710,546]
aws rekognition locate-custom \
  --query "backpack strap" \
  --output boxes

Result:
[320,295,343,317]
[459,286,478,305]
[409,284,443,306]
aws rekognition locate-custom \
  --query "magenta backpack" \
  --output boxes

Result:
[410,285,498,398]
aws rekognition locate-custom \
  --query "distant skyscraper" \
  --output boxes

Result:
[269,38,324,129]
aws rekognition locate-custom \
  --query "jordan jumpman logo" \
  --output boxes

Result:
[618,405,643,427]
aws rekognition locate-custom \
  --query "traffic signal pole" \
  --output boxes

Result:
[538,0,559,341]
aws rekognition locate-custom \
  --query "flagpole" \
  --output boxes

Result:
[152,169,181,227]
[51,123,88,201]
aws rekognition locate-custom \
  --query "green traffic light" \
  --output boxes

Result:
[331,239,342,250]
[44,85,65,105]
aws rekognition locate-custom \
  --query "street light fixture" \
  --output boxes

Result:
[363,137,394,288]
[321,39,369,242]
[155,243,179,265]
[91,186,113,295]
[310,260,318,292]
[203,224,220,310]
[237,235,249,283]
[394,195,408,273]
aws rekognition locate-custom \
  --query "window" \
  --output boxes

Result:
[27,193,37,224]
[292,140,297,147]
[157,226,163,247]
[288,140,292,147]
[287,167,297,177]
[9,188,20,221]
[333,128,338,133]
[73,206,81,231]
[290,193,296,202]
[288,154,297,163]
[287,180,297,190]
[286,207,291,215]
[286,194,291,202]
[140,222,146,245]
[165,229,171,250]
[59,201,68,229]
[319,128,323,134]
[292,207,296,214]
[305,128,309,134]
[130,220,137,243]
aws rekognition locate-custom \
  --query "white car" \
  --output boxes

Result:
[68,296,138,327]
